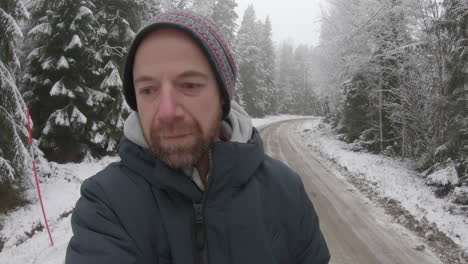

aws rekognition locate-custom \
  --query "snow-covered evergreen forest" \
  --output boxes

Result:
[0,0,467,216]
[312,0,468,204]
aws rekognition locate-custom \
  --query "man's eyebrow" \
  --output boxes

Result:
[134,76,156,85]
[177,70,210,80]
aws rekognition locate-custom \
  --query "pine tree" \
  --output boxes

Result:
[191,0,214,16]
[160,0,191,11]
[276,41,295,114]
[237,5,267,117]
[88,0,143,155]
[369,0,411,153]
[291,44,311,115]
[23,0,97,162]
[275,41,321,116]
[146,0,162,18]
[259,16,277,114]
[429,0,468,181]
[252,19,269,116]
[212,0,238,47]
[190,0,238,52]
[0,0,47,184]
[23,0,144,162]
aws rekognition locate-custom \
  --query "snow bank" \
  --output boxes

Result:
[0,157,117,263]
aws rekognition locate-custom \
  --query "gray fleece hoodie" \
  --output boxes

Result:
[123,101,253,190]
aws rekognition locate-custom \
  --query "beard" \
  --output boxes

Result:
[149,111,222,169]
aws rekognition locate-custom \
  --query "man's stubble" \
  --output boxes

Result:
[149,109,222,169]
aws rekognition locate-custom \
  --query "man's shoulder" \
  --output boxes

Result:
[255,156,309,223]
[85,161,125,184]
[258,155,303,191]
[261,155,301,180]
[81,160,148,197]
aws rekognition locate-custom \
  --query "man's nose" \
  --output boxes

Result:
[156,86,183,123]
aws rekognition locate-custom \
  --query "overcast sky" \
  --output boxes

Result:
[235,0,327,46]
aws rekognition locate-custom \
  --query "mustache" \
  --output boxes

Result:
[153,122,196,135]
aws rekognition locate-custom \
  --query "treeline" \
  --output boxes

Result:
[313,0,468,196]
[1,0,321,196]
[230,5,322,117]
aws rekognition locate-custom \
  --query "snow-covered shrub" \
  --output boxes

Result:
[382,145,396,157]
[452,187,468,206]
[423,160,462,198]
[425,161,460,187]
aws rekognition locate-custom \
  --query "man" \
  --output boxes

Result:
[66,11,330,264]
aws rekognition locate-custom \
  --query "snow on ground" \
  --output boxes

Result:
[0,116,295,263]
[298,118,468,251]
[0,156,117,264]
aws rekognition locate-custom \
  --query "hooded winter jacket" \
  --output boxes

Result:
[65,103,330,264]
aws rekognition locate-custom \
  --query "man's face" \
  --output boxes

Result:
[133,28,223,168]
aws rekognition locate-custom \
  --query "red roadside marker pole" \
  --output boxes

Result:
[26,108,54,247]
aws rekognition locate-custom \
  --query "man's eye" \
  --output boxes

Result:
[182,83,202,89]
[139,88,153,95]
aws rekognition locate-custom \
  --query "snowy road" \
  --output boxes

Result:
[259,118,442,264]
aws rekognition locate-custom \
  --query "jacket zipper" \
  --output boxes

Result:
[193,148,214,264]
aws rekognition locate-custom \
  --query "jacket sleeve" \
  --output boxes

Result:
[294,182,330,264]
[65,178,140,264]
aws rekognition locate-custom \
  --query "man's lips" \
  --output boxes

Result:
[161,133,192,140]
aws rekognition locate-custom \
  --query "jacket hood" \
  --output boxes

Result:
[123,101,252,148]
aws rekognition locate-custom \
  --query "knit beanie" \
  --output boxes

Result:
[122,11,237,118]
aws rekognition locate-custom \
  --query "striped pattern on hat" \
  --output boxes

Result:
[122,11,237,118]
